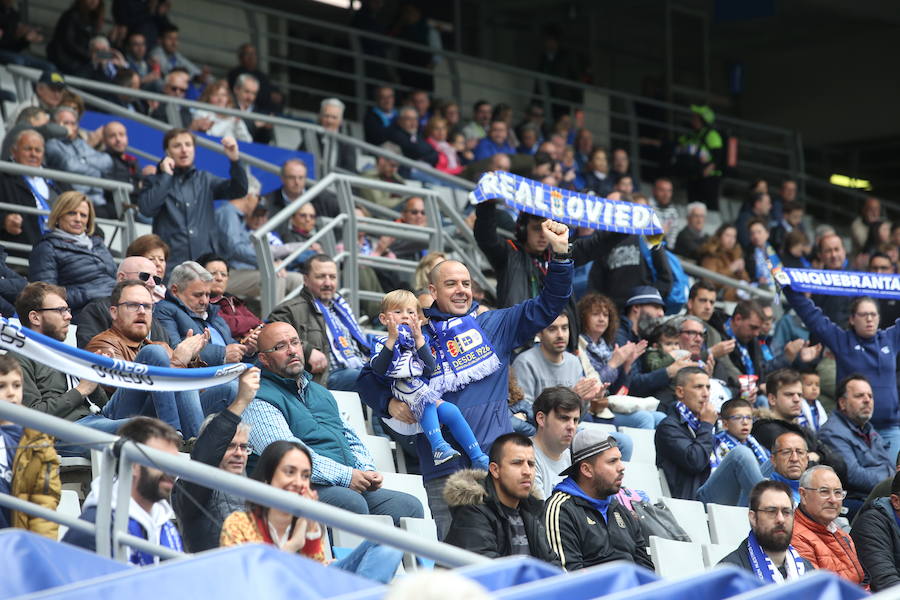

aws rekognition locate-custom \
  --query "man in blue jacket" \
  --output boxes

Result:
[819,374,893,516]
[358,218,573,537]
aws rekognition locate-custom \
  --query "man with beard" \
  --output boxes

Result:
[719,480,813,582]
[63,418,185,564]
[544,429,653,571]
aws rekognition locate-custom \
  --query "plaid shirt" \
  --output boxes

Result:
[243,400,376,488]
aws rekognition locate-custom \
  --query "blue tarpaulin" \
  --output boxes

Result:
[0,530,128,598]
[726,570,869,600]
[493,560,659,600]
[600,566,763,600]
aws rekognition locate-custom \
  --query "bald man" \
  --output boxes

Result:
[76,256,171,348]
[359,219,574,537]
[241,322,423,524]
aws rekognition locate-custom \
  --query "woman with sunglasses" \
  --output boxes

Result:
[221,440,403,583]
[28,191,116,319]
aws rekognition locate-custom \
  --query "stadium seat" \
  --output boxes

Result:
[578,422,617,436]
[618,427,656,465]
[331,390,371,437]
[363,434,397,473]
[706,503,750,547]
[399,516,439,570]
[380,472,431,519]
[658,468,672,497]
[660,497,710,545]
[648,535,706,577]
[702,543,734,567]
[621,461,663,502]
[56,489,82,540]
[329,513,394,550]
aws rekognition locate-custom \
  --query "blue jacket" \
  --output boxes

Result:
[819,410,893,497]
[358,260,573,482]
[655,412,715,500]
[615,318,669,396]
[785,286,900,429]
[138,161,248,270]
[28,232,116,314]
[153,291,236,365]
[214,202,257,270]
[473,138,516,162]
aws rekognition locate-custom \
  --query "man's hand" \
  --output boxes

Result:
[388,398,416,424]
[75,378,99,397]
[665,357,697,379]
[232,367,260,411]
[308,348,328,374]
[4,213,23,236]
[241,327,260,353]
[541,219,570,254]
[699,400,718,424]
[799,343,823,363]
[173,328,207,365]
[222,136,239,161]
[349,469,372,492]
[364,471,383,490]
[159,157,175,175]
[710,339,736,359]
[573,377,602,402]
[782,339,805,363]
[224,343,248,363]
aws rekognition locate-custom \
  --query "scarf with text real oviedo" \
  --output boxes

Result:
[0,318,248,391]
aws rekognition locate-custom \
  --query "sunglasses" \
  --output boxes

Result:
[124,271,163,286]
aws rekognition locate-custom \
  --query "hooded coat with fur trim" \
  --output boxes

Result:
[443,468,559,565]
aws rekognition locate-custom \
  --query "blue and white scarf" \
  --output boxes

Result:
[375,325,441,422]
[773,266,900,299]
[797,399,827,432]
[710,431,769,470]
[23,176,52,233]
[724,318,755,375]
[127,517,183,566]
[746,530,806,583]
[315,295,371,369]
[676,401,703,432]
[424,307,500,395]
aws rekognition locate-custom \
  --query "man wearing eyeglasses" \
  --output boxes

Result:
[791,465,866,585]
[149,69,212,132]
[719,480,813,583]
[389,196,430,263]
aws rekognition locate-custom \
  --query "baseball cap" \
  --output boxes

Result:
[38,71,66,89]
[558,428,618,477]
[624,285,664,308]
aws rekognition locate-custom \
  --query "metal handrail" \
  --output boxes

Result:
[679,260,776,302]
[0,400,489,567]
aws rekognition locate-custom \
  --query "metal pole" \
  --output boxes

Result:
[94,446,117,559]
[113,453,135,562]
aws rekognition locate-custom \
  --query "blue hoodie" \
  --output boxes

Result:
[553,476,611,522]
[357,260,572,482]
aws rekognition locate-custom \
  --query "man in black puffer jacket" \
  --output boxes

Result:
[443,433,559,565]
[850,472,900,592]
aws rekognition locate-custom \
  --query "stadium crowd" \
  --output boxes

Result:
[1,0,900,592]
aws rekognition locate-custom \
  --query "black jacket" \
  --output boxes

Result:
[443,468,559,565]
[719,536,814,577]
[0,172,71,258]
[384,124,438,167]
[76,296,170,349]
[586,233,672,310]
[544,483,653,572]
[850,496,900,591]
[0,245,25,316]
[655,413,715,500]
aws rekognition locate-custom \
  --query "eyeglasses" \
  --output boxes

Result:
[854,312,878,320]
[259,338,303,354]
[775,448,808,458]
[115,301,153,313]
[123,271,163,286]
[405,209,426,216]
[802,487,847,499]
[36,306,72,315]
[167,85,187,94]
[226,442,253,454]
[725,415,753,423]
[207,270,228,278]
[679,330,704,337]
[753,507,794,518]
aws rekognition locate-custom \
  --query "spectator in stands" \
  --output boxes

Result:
[197,253,263,342]
[462,100,491,147]
[530,387,581,500]
[63,417,184,564]
[28,191,116,318]
[0,354,61,538]
[358,144,406,208]
[299,98,357,173]
[5,72,68,132]
[711,399,770,474]
[126,233,169,296]
[150,68,209,130]
[138,129,248,270]
[437,99,462,136]
[220,439,403,581]
[686,281,733,356]
[0,0,52,70]
[424,117,463,175]
[737,192,774,251]
[81,35,127,83]
[232,73,274,145]
[388,196,430,262]
[770,432,810,503]
[124,32,162,90]
[674,202,709,261]
[719,480,812,581]
[699,224,750,301]
[443,433,559,563]
[771,201,809,253]
[544,429,653,571]
[193,80,252,142]
[869,253,900,325]
[473,120,515,162]
[586,227,673,312]
[364,85,397,146]
[359,222,572,536]
[649,177,678,241]
[263,158,304,217]
[242,321,423,523]
[174,367,259,552]
[150,23,204,80]
[678,104,723,210]
[791,465,866,585]
[819,375,893,512]
[102,121,150,210]
[44,106,115,217]
[281,201,321,249]
[76,255,169,348]
[386,106,438,169]
[516,123,540,156]
[852,196,883,255]
[227,43,277,113]
[2,108,67,161]
[656,366,764,503]
[86,280,207,438]
[851,471,900,591]
[580,147,613,197]
[409,89,432,128]
[576,293,644,394]
[47,0,103,74]
[807,233,853,327]
[0,247,25,316]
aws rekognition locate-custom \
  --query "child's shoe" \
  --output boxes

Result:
[471,454,490,471]
[433,443,461,465]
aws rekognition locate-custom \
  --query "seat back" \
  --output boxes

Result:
[707,503,750,547]
[648,535,706,578]
[661,496,710,545]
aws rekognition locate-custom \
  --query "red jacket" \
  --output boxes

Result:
[792,507,867,586]
[212,294,262,340]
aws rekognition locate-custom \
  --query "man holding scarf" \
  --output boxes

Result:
[268,255,371,391]
[719,480,813,582]
[359,218,573,537]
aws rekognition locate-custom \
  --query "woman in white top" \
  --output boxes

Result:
[194,80,252,142]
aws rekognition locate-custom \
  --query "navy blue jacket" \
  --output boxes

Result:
[28,232,116,314]
[358,260,573,482]
[154,291,236,365]
[655,411,715,500]
[0,245,25,317]
[138,161,248,271]
[819,410,893,498]
[615,317,669,396]
[785,286,900,429]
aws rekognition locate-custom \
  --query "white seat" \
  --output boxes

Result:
[273,124,302,150]
[702,542,734,567]
[331,390,371,437]
[329,513,394,550]
[364,434,397,473]
[57,489,82,540]
[706,503,750,547]
[380,472,431,519]
[648,535,706,577]
[658,468,672,497]
[578,422,617,436]
[621,461,664,502]
[618,427,656,466]
[400,517,439,570]
[660,497,710,545]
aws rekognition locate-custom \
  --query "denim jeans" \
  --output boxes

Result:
[100,345,204,437]
[696,445,764,506]
[327,367,363,392]
[423,475,451,540]
[315,485,423,527]
[613,410,667,429]
[331,539,402,583]
[876,425,900,467]
[198,380,239,416]
[58,413,135,456]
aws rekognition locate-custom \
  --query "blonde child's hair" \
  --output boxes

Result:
[381,289,421,314]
